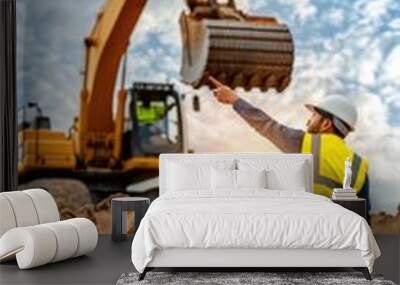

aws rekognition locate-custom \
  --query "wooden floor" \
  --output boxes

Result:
[0,235,398,285]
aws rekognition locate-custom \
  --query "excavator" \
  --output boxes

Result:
[18,0,295,194]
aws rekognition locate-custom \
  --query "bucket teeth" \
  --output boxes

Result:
[277,76,291,93]
[248,74,263,89]
[231,73,245,89]
[180,14,294,93]
[265,74,278,89]
[216,72,228,86]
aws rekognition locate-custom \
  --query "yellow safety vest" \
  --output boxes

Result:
[301,133,368,197]
[136,105,165,124]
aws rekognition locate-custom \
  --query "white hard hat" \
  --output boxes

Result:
[305,95,358,131]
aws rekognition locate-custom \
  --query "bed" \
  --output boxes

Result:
[131,153,380,280]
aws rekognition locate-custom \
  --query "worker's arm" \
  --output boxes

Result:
[209,76,304,153]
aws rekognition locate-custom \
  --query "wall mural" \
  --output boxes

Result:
[16,0,400,234]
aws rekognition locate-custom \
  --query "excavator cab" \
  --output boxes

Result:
[127,82,184,157]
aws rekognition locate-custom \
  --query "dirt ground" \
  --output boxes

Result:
[18,178,135,234]
[18,178,400,235]
[371,211,400,235]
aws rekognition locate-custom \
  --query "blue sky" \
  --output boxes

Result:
[16,0,400,213]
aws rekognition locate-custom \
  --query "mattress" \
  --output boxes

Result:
[131,190,380,273]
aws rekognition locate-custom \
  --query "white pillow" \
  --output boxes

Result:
[238,159,308,191]
[167,162,211,191]
[236,169,267,189]
[211,168,236,190]
[166,159,235,192]
[211,169,268,190]
[267,164,306,191]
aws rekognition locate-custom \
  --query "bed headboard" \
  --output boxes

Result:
[159,153,313,195]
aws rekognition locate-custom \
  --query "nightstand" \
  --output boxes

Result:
[111,197,150,242]
[332,198,366,219]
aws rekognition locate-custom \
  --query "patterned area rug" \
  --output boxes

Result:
[116,272,395,285]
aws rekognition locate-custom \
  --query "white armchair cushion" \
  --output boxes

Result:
[0,226,57,268]
[0,218,98,269]
[66,218,98,257]
[0,189,98,269]
[42,221,79,262]
[0,196,17,237]
[1,191,40,227]
[0,189,59,237]
[24,188,60,223]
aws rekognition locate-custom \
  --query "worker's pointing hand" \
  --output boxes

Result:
[209,76,239,105]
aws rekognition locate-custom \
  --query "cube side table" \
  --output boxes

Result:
[332,198,366,220]
[111,197,150,242]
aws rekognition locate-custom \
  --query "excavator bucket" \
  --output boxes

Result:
[180,4,294,92]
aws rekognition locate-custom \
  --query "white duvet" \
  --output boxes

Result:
[131,190,380,273]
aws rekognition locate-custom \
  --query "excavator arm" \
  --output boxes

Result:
[76,0,147,167]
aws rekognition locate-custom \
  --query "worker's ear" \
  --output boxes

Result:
[320,118,333,132]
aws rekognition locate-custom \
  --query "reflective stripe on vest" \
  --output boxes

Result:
[302,133,368,197]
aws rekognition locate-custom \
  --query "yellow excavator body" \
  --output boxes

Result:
[18,129,76,174]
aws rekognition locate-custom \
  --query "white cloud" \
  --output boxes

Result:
[357,41,382,86]
[326,8,345,27]
[388,18,400,29]
[361,0,391,20]
[130,0,186,48]
[282,0,317,22]
[382,45,400,82]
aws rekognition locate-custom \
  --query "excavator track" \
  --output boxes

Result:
[180,15,294,92]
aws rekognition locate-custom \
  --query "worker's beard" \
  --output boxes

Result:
[306,117,324,134]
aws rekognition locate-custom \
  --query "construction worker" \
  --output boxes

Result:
[136,100,166,125]
[209,76,371,221]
